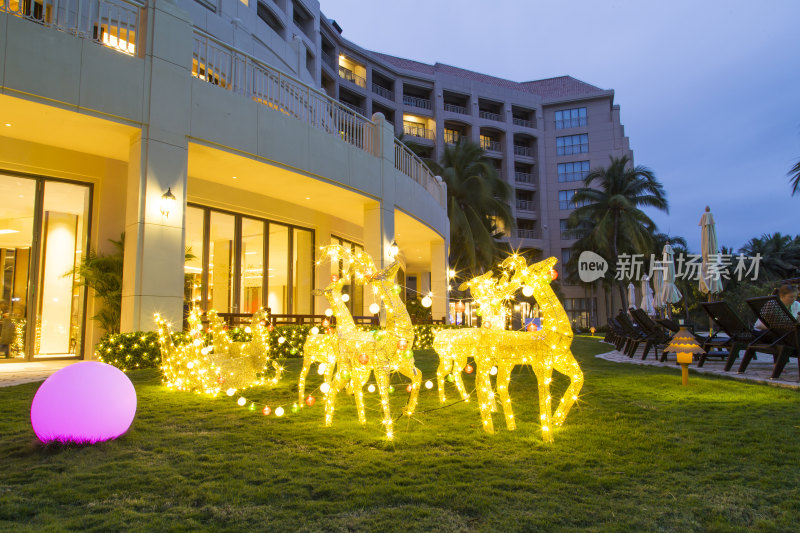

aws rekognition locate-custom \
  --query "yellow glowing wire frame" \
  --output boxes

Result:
[318,245,420,440]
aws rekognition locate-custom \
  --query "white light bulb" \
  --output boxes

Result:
[311,327,320,335]
[490,366,498,376]
[421,295,432,308]
[237,397,246,406]
[369,303,380,314]
[226,388,236,396]
[522,286,534,297]
[341,294,350,302]
[317,362,327,375]
[278,336,286,344]
[324,308,333,317]
[320,382,330,394]
[275,407,285,417]
[425,380,433,390]
[367,384,376,393]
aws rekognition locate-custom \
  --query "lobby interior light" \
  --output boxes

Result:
[160,187,176,218]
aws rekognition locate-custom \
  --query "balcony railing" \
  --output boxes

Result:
[481,139,503,152]
[517,228,540,240]
[1,0,145,56]
[394,140,445,208]
[403,95,432,110]
[513,145,532,157]
[372,83,394,100]
[516,200,536,212]
[321,50,335,70]
[515,172,535,184]
[338,66,367,88]
[340,101,367,116]
[444,131,466,145]
[479,110,502,122]
[403,123,435,140]
[192,31,374,153]
[513,117,534,128]
[444,103,468,114]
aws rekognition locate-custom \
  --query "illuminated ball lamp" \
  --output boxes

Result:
[664,327,705,386]
[31,362,137,444]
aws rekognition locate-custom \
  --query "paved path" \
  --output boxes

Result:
[596,343,800,389]
[0,360,79,387]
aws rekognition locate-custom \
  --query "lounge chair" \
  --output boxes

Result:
[739,296,800,380]
[615,312,649,357]
[699,301,756,370]
[629,309,673,361]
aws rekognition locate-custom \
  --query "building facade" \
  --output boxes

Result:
[1,0,631,363]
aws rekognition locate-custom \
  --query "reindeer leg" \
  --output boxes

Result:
[352,366,369,425]
[435,348,451,403]
[474,362,495,434]
[298,351,314,406]
[552,351,584,427]
[324,366,345,427]
[399,362,422,417]
[536,365,554,443]
[375,368,394,440]
[496,363,515,430]
[454,354,472,403]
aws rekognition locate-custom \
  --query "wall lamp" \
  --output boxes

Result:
[160,187,176,218]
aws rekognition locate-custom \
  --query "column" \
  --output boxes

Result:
[120,0,193,332]
[430,239,448,322]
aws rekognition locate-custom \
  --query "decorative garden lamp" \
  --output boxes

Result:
[664,327,704,386]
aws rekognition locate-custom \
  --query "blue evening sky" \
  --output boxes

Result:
[320,0,800,252]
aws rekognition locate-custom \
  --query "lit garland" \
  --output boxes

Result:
[433,255,584,443]
[11,317,25,358]
[316,245,421,440]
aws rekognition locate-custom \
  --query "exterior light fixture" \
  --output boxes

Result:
[388,240,399,259]
[160,187,176,218]
[664,327,704,386]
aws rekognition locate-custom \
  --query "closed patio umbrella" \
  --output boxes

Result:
[652,262,666,311]
[699,206,723,296]
[641,274,656,316]
[627,282,637,310]
[661,243,683,317]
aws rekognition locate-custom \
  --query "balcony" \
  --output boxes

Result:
[372,83,394,101]
[513,117,534,128]
[403,123,435,141]
[444,103,468,115]
[339,66,366,88]
[516,200,536,212]
[403,95,432,110]
[513,145,533,157]
[480,139,502,153]
[444,131,467,145]
[340,101,367,116]
[321,50,335,70]
[517,228,540,240]
[515,172,535,185]
[479,110,502,122]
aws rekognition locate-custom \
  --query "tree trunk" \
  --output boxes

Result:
[612,211,627,311]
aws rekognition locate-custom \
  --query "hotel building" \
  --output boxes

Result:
[0,0,630,362]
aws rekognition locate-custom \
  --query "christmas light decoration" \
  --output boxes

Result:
[432,255,584,442]
[315,245,421,440]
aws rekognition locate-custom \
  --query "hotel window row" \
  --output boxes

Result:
[556,134,588,156]
[558,189,590,210]
[558,161,590,183]
[184,206,314,316]
[555,107,587,129]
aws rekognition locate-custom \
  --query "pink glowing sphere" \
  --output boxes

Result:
[31,361,137,444]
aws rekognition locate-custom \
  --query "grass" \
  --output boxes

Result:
[1,336,799,532]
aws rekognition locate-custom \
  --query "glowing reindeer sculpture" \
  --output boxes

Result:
[298,270,365,405]
[433,268,522,404]
[321,245,422,440]
[473,256,583,442]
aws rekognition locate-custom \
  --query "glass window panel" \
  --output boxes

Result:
[0,175,36,359]
[268,224,289,314]
[240,218,264,313]
[185,207,204,310]
[36,180,90,357]
[292,228,313,314]
[209,211,235,313]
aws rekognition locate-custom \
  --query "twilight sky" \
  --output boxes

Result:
[320,0,800,252]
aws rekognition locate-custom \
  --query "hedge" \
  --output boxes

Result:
[95,324,466,372]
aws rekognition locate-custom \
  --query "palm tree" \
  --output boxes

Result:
[740,232,800,281]
[70,234,125,334]
[426,141,514,277]
[567,155,668,308]
[789,158,800,196]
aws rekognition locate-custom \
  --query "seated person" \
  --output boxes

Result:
[754,284,800,331]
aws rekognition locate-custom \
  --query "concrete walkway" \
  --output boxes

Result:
[596,343,800,389]
[0,360,80,387]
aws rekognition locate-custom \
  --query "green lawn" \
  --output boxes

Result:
[1,337,799,532]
